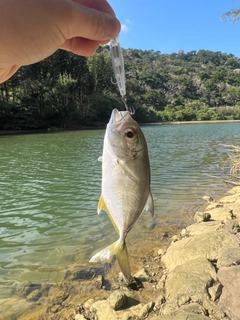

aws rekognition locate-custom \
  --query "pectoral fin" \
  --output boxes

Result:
[98,156,103,162]
[144,192,154,216]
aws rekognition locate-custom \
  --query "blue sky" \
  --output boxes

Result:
[108,0,240,57]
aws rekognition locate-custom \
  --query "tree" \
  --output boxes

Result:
[1,47,240,128]
[222,1,240,23]
[228,86,240,105]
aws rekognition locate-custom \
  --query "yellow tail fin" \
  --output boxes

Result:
[90,239,132,282]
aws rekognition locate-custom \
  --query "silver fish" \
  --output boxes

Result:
[90,109,154,282]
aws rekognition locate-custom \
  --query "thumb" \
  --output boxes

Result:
[67,2,121,40]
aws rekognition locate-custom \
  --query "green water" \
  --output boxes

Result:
[0,122,240,296]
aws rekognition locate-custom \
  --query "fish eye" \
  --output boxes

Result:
[124,128,137,140]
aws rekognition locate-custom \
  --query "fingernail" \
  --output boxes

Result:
[108,17,121,37]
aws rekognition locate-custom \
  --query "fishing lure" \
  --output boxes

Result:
[110,37,134,114]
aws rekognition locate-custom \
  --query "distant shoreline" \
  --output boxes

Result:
[0,120,240,136]
[0,126,106,136]
[141,119,240,126]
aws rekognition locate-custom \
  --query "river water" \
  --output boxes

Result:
[0,122,240,302]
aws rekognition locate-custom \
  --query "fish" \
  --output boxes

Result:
[90,109,154,282]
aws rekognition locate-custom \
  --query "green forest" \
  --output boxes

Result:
[1,47,240,130]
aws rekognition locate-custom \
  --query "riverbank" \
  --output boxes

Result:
[1,119,240,136]
[1,186,240,320]
[0,126,106,136]
[141,119,240,126]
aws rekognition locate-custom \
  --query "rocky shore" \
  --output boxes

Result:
[1,186,240,320]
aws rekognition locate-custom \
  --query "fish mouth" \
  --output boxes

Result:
[110,109,129,124]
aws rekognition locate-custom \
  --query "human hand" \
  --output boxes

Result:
[0,0,121,83]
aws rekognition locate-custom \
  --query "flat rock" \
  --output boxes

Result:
[218,266,240,320]
[219,194,238,204]
[150,310,209,320]
[206,206,234,221]
[177,303,207,315]
[164,258,216,304]
[226,186,240,195]
[217,247,240,268]
[186,220,222,236]
[90,300,117,320]
[162,230,238,272]
[120,302,153,318]
[178,303,206,316]
[208,203,240,222]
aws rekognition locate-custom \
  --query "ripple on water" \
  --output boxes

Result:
[0,123,239,300]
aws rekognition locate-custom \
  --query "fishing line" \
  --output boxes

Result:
[121,96,135,115]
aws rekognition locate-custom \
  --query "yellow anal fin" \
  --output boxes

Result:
[97,195,119,234]
[97,194,108,214]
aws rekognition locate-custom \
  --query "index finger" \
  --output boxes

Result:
[72,0,116,16]
[66,2,120,40]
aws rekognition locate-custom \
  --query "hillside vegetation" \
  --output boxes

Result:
[1,47,240,130]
